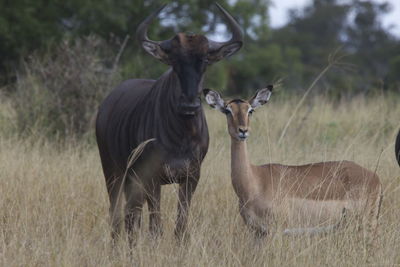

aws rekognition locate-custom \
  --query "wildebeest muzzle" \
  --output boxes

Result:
[178,96,201,116]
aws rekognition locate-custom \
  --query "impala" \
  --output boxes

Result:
[204,87,382,241]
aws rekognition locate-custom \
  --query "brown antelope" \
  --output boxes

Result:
[203,87,382,241]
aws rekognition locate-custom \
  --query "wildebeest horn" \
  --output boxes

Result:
[136,4,167,45]
[208,3,243,52]
[136,3,243,54]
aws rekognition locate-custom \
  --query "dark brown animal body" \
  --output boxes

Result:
[96,4,243,243]
[396,129,400,166]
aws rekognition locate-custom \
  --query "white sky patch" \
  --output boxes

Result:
[269,0,400,36]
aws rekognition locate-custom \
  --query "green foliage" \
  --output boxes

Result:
[0,1,265,81]
[387,55,400,90]
[1,0,400,138]
[272,0,400,94]
[0,0,63,83]
[2,0,399,95]
[12,36,119,138]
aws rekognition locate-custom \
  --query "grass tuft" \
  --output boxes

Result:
[0,93,400,266]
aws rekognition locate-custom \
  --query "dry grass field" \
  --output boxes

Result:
[0,93,399,266]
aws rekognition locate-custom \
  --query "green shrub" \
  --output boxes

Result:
[12,35,120,139]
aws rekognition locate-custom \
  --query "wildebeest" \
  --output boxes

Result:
[396,130,400,166]
[95,3,243,243]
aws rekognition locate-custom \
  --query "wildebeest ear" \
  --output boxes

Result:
[142,41,170,65]
[203,89,226,112]
[249,85,273,109]
[207,42,242,64]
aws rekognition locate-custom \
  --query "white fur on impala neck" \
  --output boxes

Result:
[203,86,382,241]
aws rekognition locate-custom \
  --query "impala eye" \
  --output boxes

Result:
[249,109,254,115]
[224,106,232,115]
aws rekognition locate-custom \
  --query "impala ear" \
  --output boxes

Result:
[203,89,226,112]
[249,85,273,109]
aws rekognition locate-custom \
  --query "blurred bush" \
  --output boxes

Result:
[12,36,120,139]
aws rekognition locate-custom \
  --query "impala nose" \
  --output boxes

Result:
[238,127,249,140]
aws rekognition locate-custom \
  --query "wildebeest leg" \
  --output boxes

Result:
[147,183,162,238]
[174,175,199,241]
[124,179,146,246]
[107,175,124,241]
[99,147,124,241]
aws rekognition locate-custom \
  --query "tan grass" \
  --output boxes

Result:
[1,94,400,266]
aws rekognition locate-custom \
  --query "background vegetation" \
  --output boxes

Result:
[1,0,399,137]
[1,0,400,92]
[0,0,400,265]
[1,95,399,266]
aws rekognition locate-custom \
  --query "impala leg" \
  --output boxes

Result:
[175,177,199,241]
[239,205,270,238]
[124,180,146,247]
[147,183,163,238]
[365,191,383,248]
[283,208,347,236]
